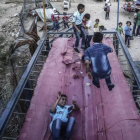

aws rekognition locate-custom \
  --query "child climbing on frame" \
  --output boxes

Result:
[49,92,80,140]
[72,4,86,53]
[84,32,115,91]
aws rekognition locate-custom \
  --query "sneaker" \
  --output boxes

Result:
[136,35,140,39]
[108,84,115,91]
[92,80,100,88]
[74,48,80,53]
[127,45,130,48]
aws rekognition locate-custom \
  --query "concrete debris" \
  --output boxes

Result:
[1,16,21,38]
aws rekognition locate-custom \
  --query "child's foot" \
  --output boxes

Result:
[92,80,100,88]
[74,48,80,53]
[108,84,115,91]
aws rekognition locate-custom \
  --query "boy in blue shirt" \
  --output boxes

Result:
[72,4,86,53]
[124,21,132,48]
[49,92,80,140]
[84,32,115,91]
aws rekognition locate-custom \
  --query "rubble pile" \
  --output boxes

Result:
[0,15,21,39]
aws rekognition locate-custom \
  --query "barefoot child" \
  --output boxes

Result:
[124,21,132,48]
[84,13,94,48]
[72,4,86,53]
[49,92,80,140]
[84,32,115,91]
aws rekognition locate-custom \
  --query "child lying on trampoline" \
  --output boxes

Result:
[49,92,80,140]
[84,32,115,91]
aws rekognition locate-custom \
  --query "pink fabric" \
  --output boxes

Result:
[18,38,140,140]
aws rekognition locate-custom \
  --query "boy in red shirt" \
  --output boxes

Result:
[62,12,69,29]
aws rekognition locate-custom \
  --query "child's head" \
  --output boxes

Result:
[95,19,99,24]
[126,21,131,26]
[53,8,57,13]
[93,32,103,43]
[119,22,122,27]
[58,94,67,107]
[84,13,90,21]
[77,4,85,13]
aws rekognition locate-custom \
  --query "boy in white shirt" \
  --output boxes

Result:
[50,92,80,140]
[84,13,94,48]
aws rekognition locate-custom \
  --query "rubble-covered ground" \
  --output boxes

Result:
[0,0,32,116]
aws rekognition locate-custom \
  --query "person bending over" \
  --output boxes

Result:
[84,32,115,91]
[49,92,80,140]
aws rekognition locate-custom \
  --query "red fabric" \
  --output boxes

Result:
[18,38,140,140]
[51,14,60,22]
[62,16,68,21]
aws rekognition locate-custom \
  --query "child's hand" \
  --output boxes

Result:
[58,91,61,100]
[72,100,77,105]
[77,29,81,34]
[87,72,92,79]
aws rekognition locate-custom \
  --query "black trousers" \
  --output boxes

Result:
[92,75,112,87]
[52,117,75,140]
[105,12,109,19]
[125,35,130,46]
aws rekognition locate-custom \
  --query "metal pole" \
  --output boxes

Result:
[43,0,47,31]
[117,0,120,30]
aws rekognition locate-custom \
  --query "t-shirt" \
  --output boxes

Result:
[72,11,85,25]
[85,20,94,35]
[124,26,132,36]
[118,27,123,34]
[63,16,69,22]
[84,43,112,79]
[49,105,74,131]
[94,23,101,28]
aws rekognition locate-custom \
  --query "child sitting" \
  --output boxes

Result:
[72,4,86,53]
[84,13,94,48]
[94,19,101,28]
[62,12,69,29]
[117,22,124,35]
[49,92,80,140]
[84,32,115,91]
[124,21,132,48]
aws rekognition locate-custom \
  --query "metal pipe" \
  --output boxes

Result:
[117,0,120,30]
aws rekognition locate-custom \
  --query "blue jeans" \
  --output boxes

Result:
[86,35,93,48]
[133,22,136,35]
[73,24,86,48]
[52,117,75,140]
[53,21,60,31]
[136,25,140,36]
